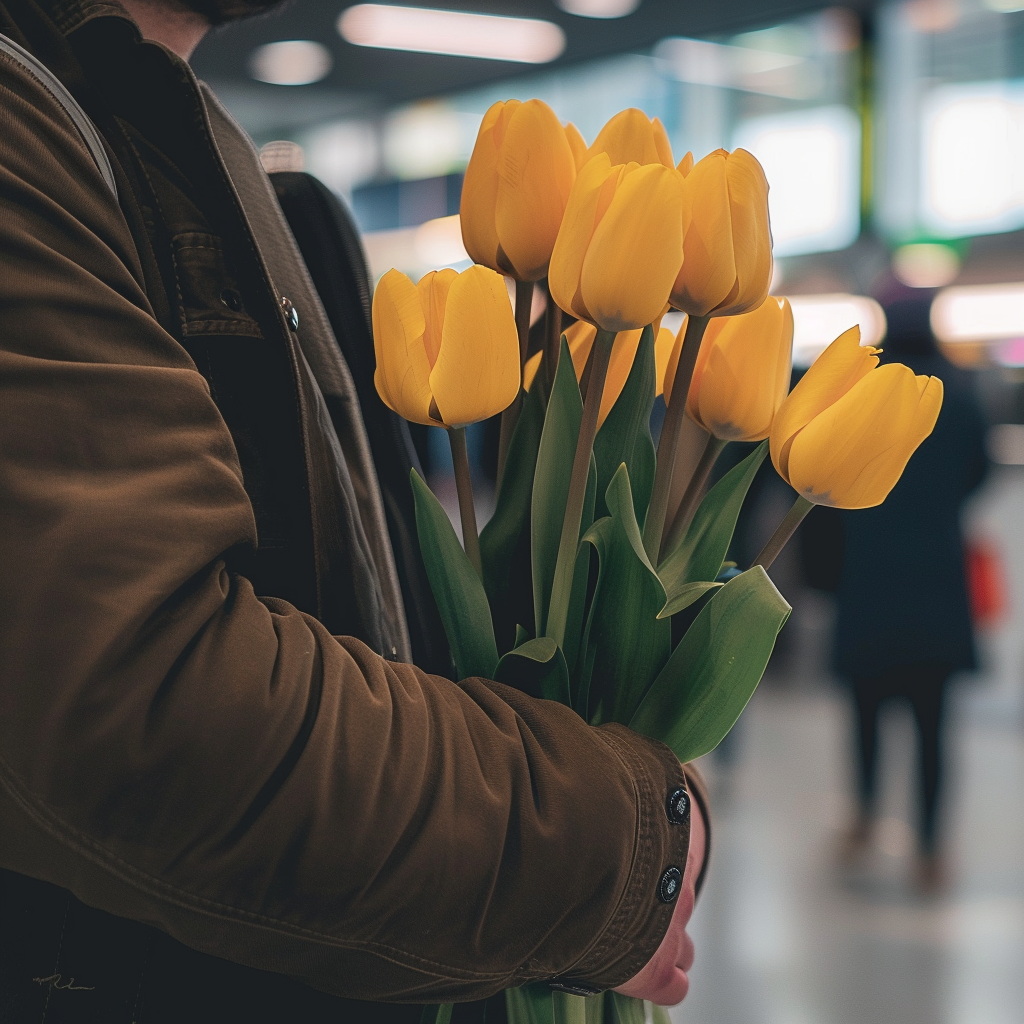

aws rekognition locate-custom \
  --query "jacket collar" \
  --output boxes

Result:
[46,0,128,36]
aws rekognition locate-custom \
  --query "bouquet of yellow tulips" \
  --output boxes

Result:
[372,102,944,1024]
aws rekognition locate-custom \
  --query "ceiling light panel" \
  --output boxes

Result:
[338,5,566,64]
[931,283,1024,342]
[250,40,333,86]
[557,0,641,18]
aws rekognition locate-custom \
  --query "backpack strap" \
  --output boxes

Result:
[0,31,117,200]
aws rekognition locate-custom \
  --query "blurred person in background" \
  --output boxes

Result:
[831,288,989,892]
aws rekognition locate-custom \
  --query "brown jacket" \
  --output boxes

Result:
[0,0,707,1008]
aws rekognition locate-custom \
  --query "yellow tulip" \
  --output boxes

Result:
[655,298,793,441]
[549,154,685,332]
[565,122,589,170]
[460,99,579,282]
[586,108,674,168]
[373,265,521,428]
[670,148,773,318]
[769,326,944,508]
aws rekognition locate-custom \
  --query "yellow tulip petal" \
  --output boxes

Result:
[417,268,458,367]
[372,269,435,425]
[770,326,878,481]
[661,319,687,404]
[564,318,597,380]
[549,153,615,322]
[671,150,738,316]
[714,149,773,317]
[587,108,671,167]
[524,349,543,392]
[684,315,726,427]
[786,365,942,508]
[690,297,793,441]
[599,328,644,427]
[652,118,675,168]
[677,152,694,177]
[654,325,678,398]
[460,100,508,273]
[564,121,589,170]
[495,99,577,282]
[430,264,521,426]
[579,163,685,332]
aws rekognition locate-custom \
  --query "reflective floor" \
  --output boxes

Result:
[674,676,1024,1024]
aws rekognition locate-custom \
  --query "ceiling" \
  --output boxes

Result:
[192,0,877,121]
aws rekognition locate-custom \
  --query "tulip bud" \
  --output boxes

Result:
[460,99,579,282]
[769,326,943,508]
[587,108,674,168]
[373,265,521,428]
[670,148,773,318]
[656,298,793,441]
[549,154,685,332]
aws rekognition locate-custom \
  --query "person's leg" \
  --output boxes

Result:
[907,665,951,855]
[852,677,883,817]
[842,677,884,861]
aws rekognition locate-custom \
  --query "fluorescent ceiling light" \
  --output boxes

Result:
[931,283,1024,342]
[654,37,816,100]
[338,5,565,63]
[249,40,332,86]
[302,120,380,195]
[788,294,886,368]
[921,83,1024,236]
[557,0,640,18]
[733,106,861,258]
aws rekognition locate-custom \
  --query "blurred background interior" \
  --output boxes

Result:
[195,1,1024,1020]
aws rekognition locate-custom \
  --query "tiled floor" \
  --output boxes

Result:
[673,679,1024,1024]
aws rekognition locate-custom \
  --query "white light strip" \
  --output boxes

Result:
[931,283,1024,343]
[338,4,566,63]
[789,293,887,368]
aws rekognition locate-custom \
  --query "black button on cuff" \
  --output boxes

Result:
[667,786,690,825]
[658,866,682,904]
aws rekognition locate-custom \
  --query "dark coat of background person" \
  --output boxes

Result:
[0,0,706,1021]
[831,294,989,681]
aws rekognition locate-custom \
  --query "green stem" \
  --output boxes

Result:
[496,279,534,481]
[543,279,562,387]
[545,328,615,646]
[661,434,727,559]
[448,427,482,577]
[753,495,815,572]
[643,314,711,563]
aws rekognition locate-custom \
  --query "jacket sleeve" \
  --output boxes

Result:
[0,52,699,1002]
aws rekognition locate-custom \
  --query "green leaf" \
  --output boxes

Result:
[506,984,556,1024]
[630,566,791,762]
[657,580,722,619]
[560,453,597,681]
[593,325,657,523]
[481,383,547,653]
[419,1005,453,1024]
[630,430,657,531]
[532,338,596,638]
[657,441,769,616]
[581,465,671,725]
[411,469,498,680]
[649,1006,672,1024]
[608,994,646,1024]
[552,992,588,1024]
[514,624,532,648]
[495,637,571,705]
[532,338,580,637]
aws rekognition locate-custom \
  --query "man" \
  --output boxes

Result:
[0,0,707,1019]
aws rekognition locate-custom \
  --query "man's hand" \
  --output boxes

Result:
[613,798,706,1006]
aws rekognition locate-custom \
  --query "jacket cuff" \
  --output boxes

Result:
[548,724,692,993]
